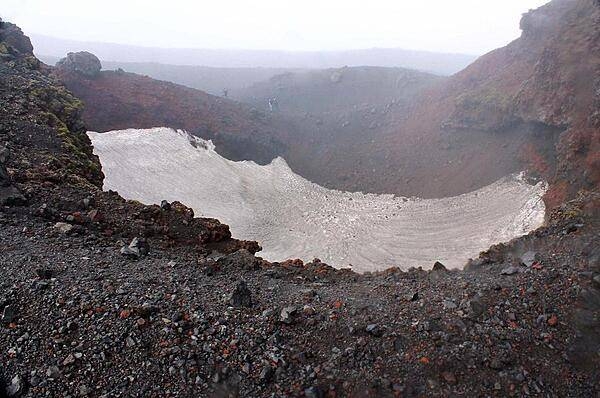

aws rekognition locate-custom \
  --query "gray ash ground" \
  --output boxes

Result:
[1,205,599,397]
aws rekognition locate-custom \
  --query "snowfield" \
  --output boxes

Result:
[88,127,546,272]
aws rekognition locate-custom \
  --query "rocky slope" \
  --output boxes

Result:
[249,0,599,201]
[53,57,445,196]
[348,0,600,202]
[233,66,441,116]
[39,54,307,96]
[52,54,293,165]
[1,8,600,398]
[231,66,444,193]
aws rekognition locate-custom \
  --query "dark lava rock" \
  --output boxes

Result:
[35,268,53,279]
[467,295,487,319]
[120,245,138,258]
[304,386,324,398]
[500,266,520,275]
[56,51,102,78]
[6,375,24,397]
[160,200,171,211]
[465,257,487,270]
[280,306,297,324]
[217,249,261,270]
[432,261,448,272]
[259,365,274,384]
[592,275,600,289]
[0,162,9,185]
[405,291,419,302]
[1,305,16,324]
[0,185,25,206]
[0,162,25,206]
[229,280,252,308]
[520,251,539,267]
[130,237,149,255]
[120,237,150,258]
[366,324,384,337]
[393,336,406,353]
[45,366,60,379]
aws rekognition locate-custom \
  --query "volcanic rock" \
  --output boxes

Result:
[6,375,24,397]
[304,386,324,398]
[56,51,102,78]
[0,19,33,56]
[229,280,253,308]
[365,324,384,337]
[218,249,261,270]
[54,222,74,234]
[432,261,448,272]
[1,304,17,324]
[280,306,297,324]
[520,251,539,267]
[120,237,149,258]
[259,365,274,384]
[500,266,520,275]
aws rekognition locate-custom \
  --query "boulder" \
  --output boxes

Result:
[54,222,74,234]
[229,280,252,308]
[6,374,24,397]
[120,237,149,258]
[56,51,102,78]
[0,163,8,186]
[432,261,448,272]
[520,251,539,267]
[280,306,297,324]
[0,159,25,206]
[0,185,25,206]
[2,304,17,324]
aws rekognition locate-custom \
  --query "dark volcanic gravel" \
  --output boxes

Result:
[1,206,599,397]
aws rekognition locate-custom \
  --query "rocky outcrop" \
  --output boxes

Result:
[53,63,291,165]
[440,0,600,207]
[0,18,33,58]
[330,0,598,203]
[56,51,102,78]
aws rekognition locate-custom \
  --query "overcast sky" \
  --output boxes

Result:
[2,0,549,54]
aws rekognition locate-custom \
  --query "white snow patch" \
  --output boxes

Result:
[88,127,546,272]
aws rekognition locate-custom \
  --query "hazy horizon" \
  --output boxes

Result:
[3,0,549,55]
[30,33,477,56]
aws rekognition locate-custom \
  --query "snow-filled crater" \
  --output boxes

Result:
[88,127,546,272]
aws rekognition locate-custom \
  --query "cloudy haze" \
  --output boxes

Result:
[3,0,549,54]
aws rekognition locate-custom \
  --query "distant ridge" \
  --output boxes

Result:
[31,33,476,76]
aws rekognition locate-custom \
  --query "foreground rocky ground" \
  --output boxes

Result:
[1,13,600,398]
[1,194,599,397]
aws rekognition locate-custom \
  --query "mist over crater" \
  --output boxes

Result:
[89,127,546,272]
